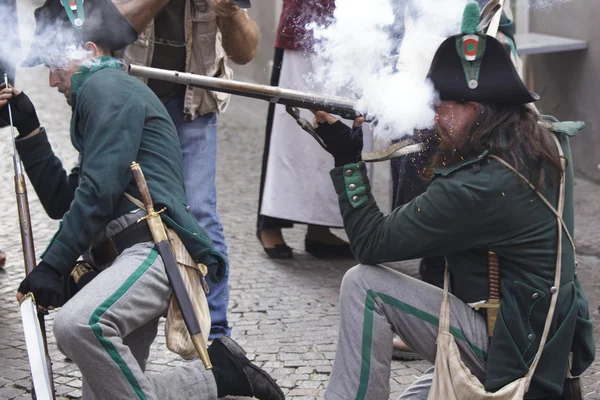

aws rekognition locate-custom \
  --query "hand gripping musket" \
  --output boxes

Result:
[129,162,212,369]
[127,65,425,161]
[472,2,505,337]
[5,74,56,400]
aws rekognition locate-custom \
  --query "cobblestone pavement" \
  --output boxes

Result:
[1,29,600,400]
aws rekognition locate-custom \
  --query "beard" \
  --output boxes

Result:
[430,125,468,168]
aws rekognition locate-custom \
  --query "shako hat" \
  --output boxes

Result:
[23,0,138,68]
[427,1,539,105]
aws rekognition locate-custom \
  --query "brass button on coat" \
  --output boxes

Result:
[550,287,557,294]
[349,184,357,191]
[528,334,535,341]
[345,169,353,177]
[532,293,539,300]
[352,195,359,202]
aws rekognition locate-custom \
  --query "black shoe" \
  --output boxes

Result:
[209,336,285,400]
[256,230,293,259]
[392,349,424,361]
[305,238,354,259]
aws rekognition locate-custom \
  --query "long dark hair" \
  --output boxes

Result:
[429,104,564,190]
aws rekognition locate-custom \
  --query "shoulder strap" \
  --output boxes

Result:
[488,152,575,252]
[490,134,571,389]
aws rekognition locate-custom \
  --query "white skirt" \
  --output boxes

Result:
[260,49,372,227]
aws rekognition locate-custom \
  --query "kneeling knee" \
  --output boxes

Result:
[53,306,90,353]
[340,264,375,295]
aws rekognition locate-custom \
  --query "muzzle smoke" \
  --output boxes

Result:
[311,0,467,140]
[310,0,572,141]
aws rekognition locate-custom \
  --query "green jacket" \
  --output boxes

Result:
[331,117,594,398]
[16,58,226,280]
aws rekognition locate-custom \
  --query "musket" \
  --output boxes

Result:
[5,73,56,399]
[128,65,426,160]
[128,64,360,120]
[129,162,212,369]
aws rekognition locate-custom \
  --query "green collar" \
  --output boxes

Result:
[433,150,489,177]
[69,56,124,152]
[70,56,124,105]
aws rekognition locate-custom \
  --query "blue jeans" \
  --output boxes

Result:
[166,95,230,339]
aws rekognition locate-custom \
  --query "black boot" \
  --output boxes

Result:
[209,336,285,400]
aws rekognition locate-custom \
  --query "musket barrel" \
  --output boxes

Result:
[4,74,35,274]
[128,65,359,120]
[14,176,36,275]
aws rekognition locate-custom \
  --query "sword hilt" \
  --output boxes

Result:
[130,162,155,213]
[130,162,169,242]
[489,251,500,300]
[474,251,501,336]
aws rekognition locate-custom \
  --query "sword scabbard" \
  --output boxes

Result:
[129,162,212,369]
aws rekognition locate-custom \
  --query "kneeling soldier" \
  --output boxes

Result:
[306,2,595,399]
[0,1,284,399]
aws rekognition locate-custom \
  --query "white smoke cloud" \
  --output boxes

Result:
[0,0,126,73]
[0,1,25,75]
[309,0,574,141]
[311,0,467,140]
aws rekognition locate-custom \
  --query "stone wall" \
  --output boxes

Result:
[529,0,600,181]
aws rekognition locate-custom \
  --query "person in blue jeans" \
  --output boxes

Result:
[122,0,259,339]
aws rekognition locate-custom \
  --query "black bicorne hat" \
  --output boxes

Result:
[23,0,138,68]
[427,1,539,105]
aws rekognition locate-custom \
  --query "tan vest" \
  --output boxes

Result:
[121,0,233,119]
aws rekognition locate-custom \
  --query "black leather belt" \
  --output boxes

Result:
[89,219,154,266]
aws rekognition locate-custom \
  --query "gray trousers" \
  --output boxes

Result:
[326,264,489,400]
[53,212,217,400]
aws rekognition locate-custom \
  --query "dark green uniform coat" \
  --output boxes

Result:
[331,117,595,398]
[16,58,225,280]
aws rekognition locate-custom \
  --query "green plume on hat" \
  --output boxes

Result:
[461,1,482,35]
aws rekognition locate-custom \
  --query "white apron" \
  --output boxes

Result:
[261,49,372,227]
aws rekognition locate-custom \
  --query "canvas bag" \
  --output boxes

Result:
[125,194,211,359]
[164,228,211,359]
[428,134,575,399]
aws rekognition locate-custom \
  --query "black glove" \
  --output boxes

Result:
[206,254,226,284]
[18,261,63,308]
[0,92,40,137]
[314,120,364,167]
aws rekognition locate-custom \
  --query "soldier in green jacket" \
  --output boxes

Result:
[305,3,595,400]
[0,1,283,399]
